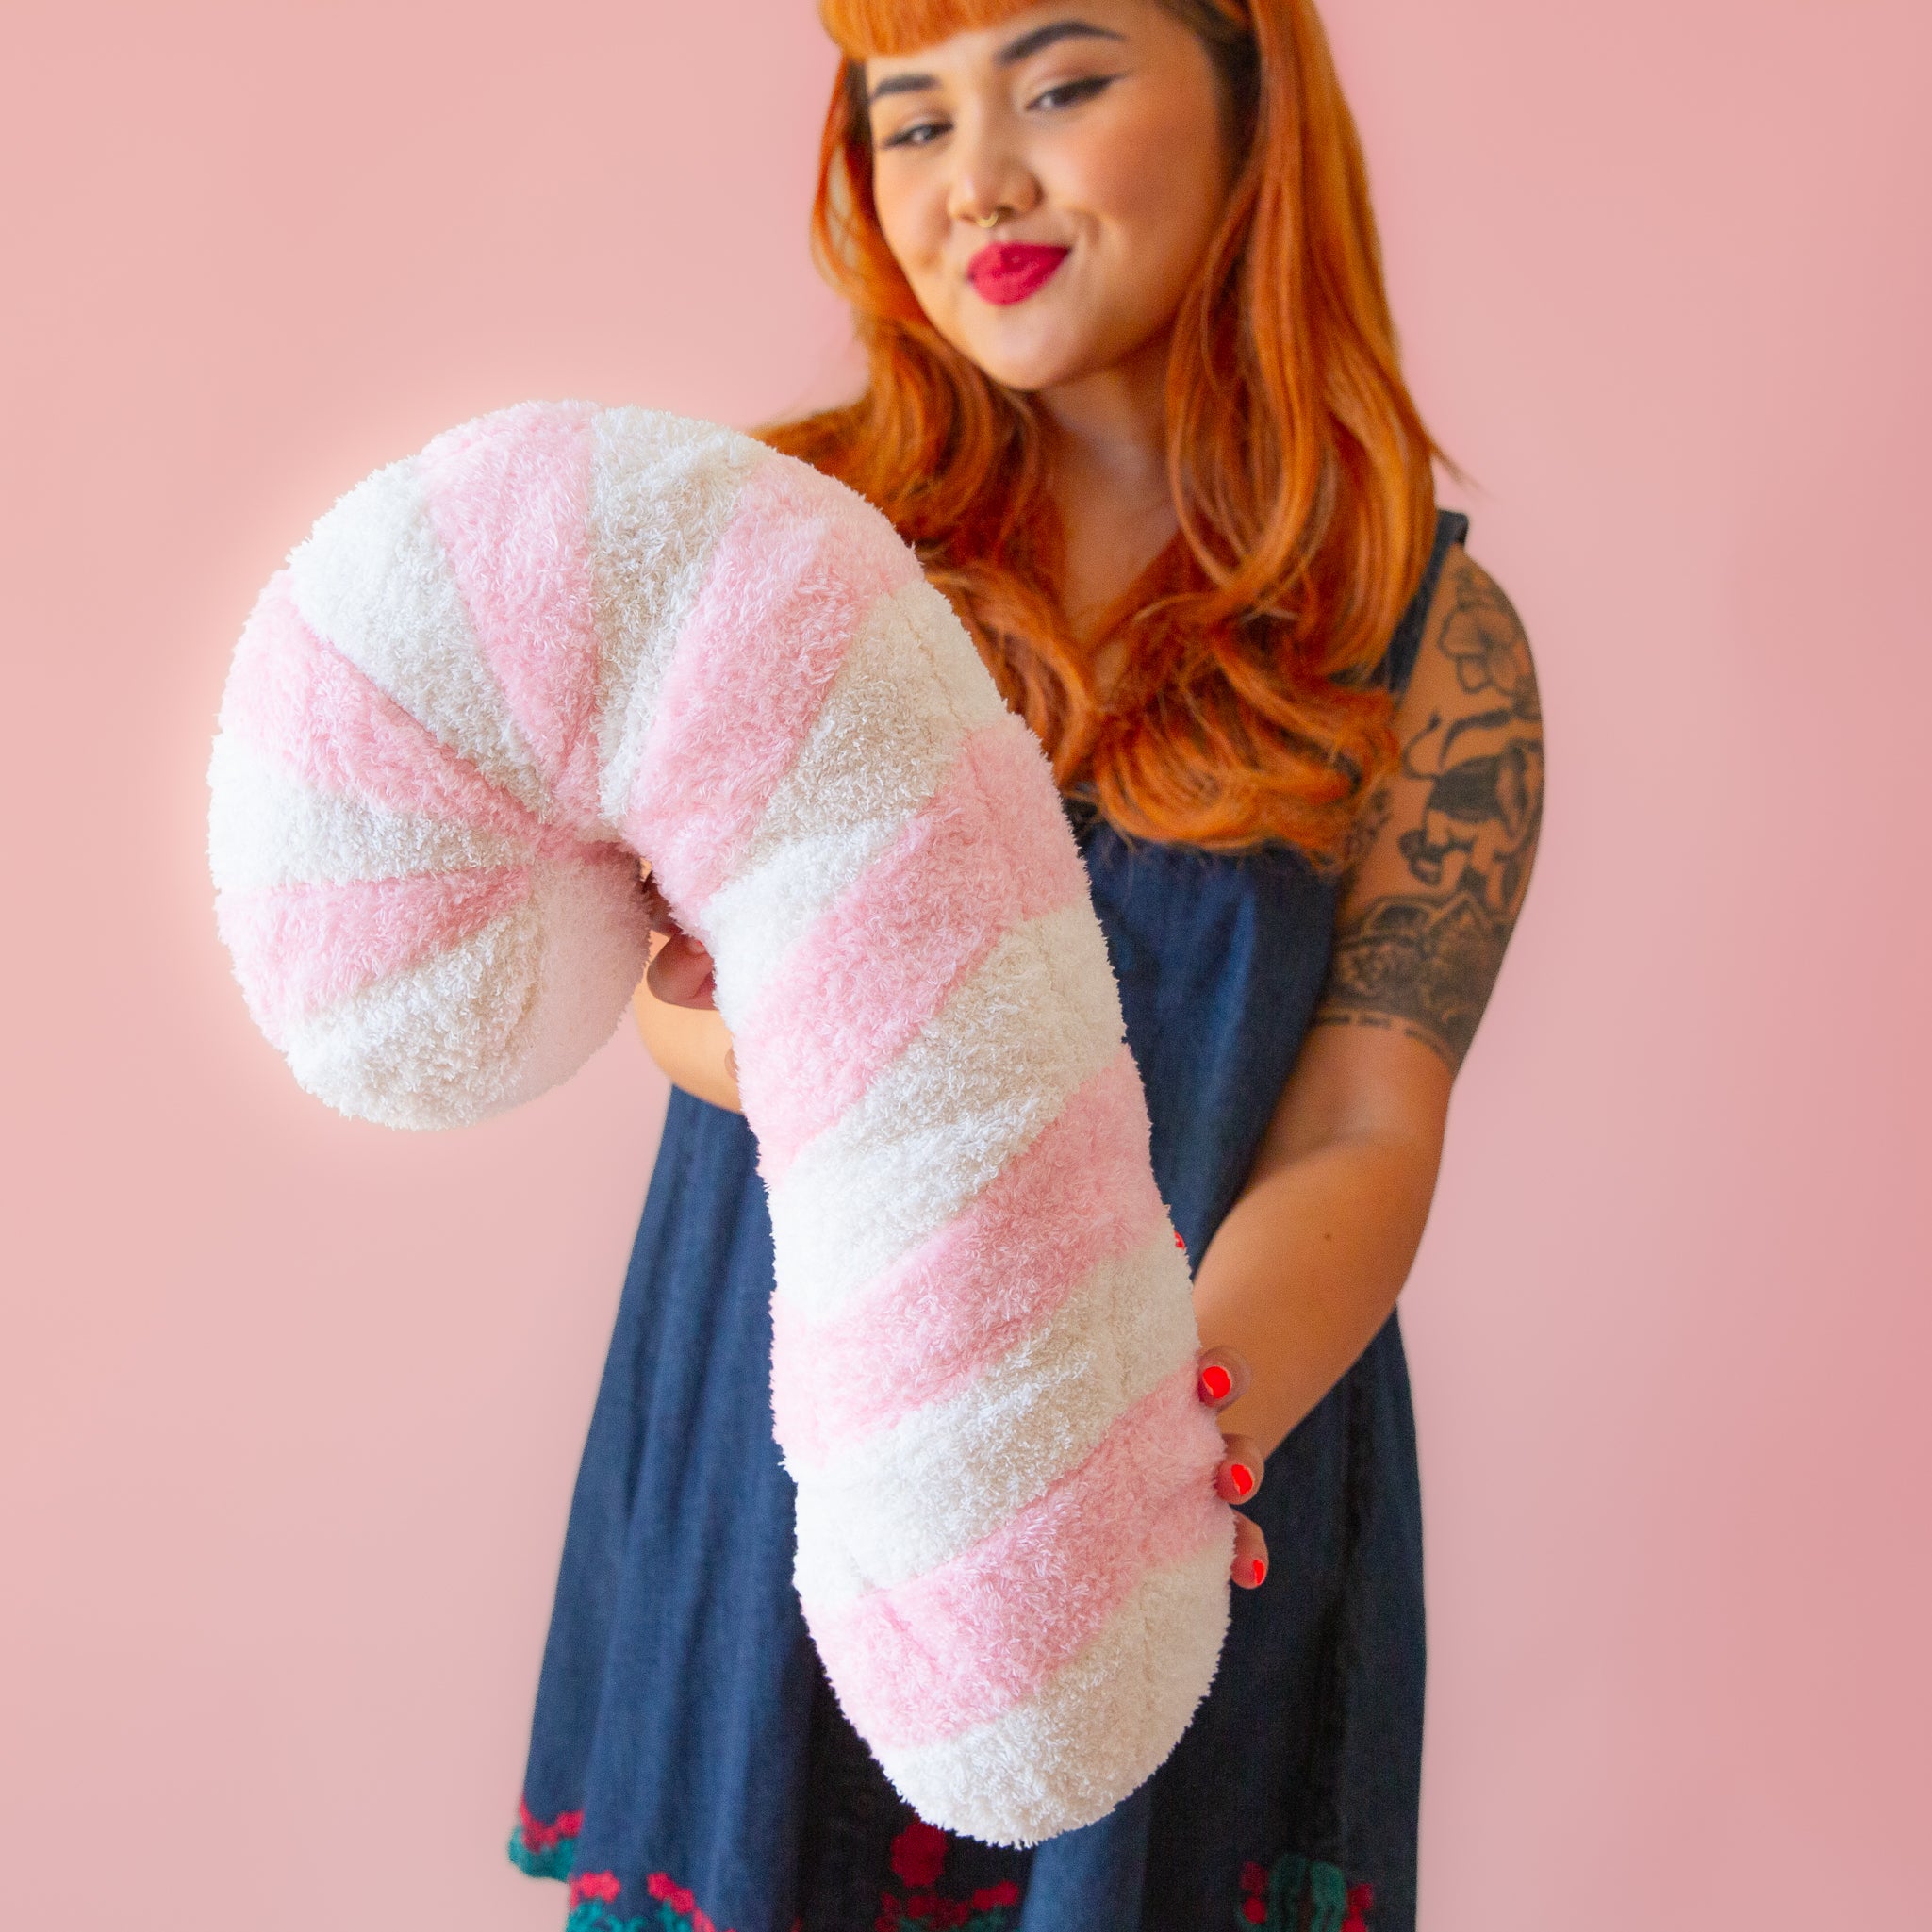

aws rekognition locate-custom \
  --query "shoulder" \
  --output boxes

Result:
[1316,544,1544,1073]
[1398,545,1540,731]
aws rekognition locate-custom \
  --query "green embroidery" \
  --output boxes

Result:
[1308,1860,1349,1932]
[566,1904,690,1932]
[1242,1852,1368,1931]
[507,1824,575,1882]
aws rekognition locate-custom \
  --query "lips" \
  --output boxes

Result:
[967,242,1070,306]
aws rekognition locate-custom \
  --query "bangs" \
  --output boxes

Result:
[818,0,1036,60]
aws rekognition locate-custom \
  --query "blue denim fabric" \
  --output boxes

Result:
[517,516,1469,1932]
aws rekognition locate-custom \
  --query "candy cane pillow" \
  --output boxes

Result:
[207,403,1233,1845]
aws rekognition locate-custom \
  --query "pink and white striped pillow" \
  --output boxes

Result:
[207,402,1233,1845]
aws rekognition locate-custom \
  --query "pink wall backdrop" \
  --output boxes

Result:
[3,3,1925,1926]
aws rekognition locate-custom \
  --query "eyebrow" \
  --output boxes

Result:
[867,19,1127,103]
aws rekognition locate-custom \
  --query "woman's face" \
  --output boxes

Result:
[864,2,1234,395]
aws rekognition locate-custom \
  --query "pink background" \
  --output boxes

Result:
[3,1,1926,1924]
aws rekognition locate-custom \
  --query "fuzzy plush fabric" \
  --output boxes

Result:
[207,403,1233,1845]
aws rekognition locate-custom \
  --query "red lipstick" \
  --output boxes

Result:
[967,242,1070,306]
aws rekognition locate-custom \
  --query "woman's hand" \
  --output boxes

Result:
[639,870,720,1011]
[632,872,741,1109]
[1197,1344,1269,1589]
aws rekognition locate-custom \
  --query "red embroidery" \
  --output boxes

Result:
[646,1870,720,1932]
[877,1820,1021,1929]
[519,1797,585,1852]
[903,1898,970,1928]
[533,1858,738,1932]
[891,1820,949,1890]
[1240,1854,1375,1930]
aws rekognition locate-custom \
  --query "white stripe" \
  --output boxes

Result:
[702,583,1007,1023]
[206,733,526,893]
[282,895,544,1130]
[487,853,655,1115]
[286,456,548,817]
[586,408,765,831]
[767,898,1125,1320]
[788,1228,1197,1614]
[872,1539,1232,1848]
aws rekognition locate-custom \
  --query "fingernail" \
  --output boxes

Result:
[1197,1364,1232,1404]
[1248,1557,1267,1587]
[1227,1462,1254,1499]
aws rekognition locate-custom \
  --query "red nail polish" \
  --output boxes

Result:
[1197,1364,1232,1404]
[1174,1229,1187,1252]
[1249,1557,1267,1587]
[1228,1463,1254,1498]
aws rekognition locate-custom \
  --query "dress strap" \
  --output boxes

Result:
[1379,509,1470,700]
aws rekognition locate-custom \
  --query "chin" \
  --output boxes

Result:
[979,355,1079,393]
[954,322,1102,395]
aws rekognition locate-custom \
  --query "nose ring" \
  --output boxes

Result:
[972,206,1012,230]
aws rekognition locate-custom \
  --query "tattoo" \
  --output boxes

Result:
[1311,1007,1442,1052]
[1317,562,1544,1071]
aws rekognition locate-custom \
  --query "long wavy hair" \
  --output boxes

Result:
[761,0,1442,859]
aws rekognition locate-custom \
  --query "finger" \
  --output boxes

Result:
[646,932,718,1009]
[1214,1430,1264,1506]
[1195,1345,1251,1412]
[1231,1511,1270,1591]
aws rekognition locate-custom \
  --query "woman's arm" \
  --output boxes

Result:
[628,552,1540,1579]
[1198,546,1545,1463]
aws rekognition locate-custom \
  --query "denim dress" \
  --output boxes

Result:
[512,513,1468,1932]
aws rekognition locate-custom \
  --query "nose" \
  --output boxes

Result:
[944,107,1039,231]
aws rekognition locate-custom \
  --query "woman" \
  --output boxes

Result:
[513,4,1544,1927]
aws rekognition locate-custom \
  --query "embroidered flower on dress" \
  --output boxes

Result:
[1239,1852,1373,1931]
[507,1797,584,1880]
[891,1820,949,1890]
[511,1858,738,1932]
[878,1820,1021,1931]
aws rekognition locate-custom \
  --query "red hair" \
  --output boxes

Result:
[760,0,1442,860]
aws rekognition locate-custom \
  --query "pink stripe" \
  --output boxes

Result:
[215,867,530,1042]
[736,718,1089,1176]
[621,458,921,916]
[419,403,605,830]
[808,1362,1229,1749]
[222,573,541,845]
[770,1049,1162,1464]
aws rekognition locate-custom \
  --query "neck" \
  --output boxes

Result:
[1036,328,1173,499]
[1036,330,1179,642]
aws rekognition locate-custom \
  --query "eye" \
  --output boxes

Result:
[878,116,951,151]
[1028,74,1119,113]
